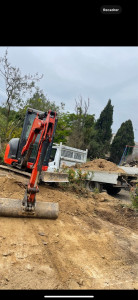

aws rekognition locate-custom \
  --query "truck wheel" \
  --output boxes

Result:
[106,186,121,195]
[85,181,102,192]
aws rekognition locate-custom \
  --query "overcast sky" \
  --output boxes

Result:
[0,46,138,142]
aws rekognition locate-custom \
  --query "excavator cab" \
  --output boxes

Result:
[4,107,58,171]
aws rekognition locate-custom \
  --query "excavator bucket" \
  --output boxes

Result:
[0,168,60,219]
[0,198,59,219]
[41,171,69,183]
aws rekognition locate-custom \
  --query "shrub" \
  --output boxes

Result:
[0,143,6,164]
[93,187,100,194]
[61,167,91,197]
[130,184,138,209]
[67,168,88,184]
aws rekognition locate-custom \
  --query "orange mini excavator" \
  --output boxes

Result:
[0,108,59,219]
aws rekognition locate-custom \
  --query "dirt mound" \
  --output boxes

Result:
[0,176,26,199]
[0,174,137,290]
[77,158,126,173]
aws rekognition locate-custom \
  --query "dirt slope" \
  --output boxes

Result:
[0,174,137,290]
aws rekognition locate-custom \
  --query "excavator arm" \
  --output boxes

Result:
[21,110,57,211]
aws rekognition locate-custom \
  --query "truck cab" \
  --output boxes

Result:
[48,142,88,172]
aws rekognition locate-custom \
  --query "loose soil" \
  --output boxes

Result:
[0,173,137,290]
[75,158,126,173]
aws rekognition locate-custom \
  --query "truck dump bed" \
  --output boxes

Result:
[119,166,138,175]
[85,169,138,185]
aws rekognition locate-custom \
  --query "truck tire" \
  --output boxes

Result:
[85,181,102,192]
[105,186,121,195]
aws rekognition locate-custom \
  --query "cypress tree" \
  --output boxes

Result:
[95,99,114,157]
[110,119,135,164]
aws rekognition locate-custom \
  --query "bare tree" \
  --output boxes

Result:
[0,49,43,117]
[75,96,90,117]
[68,96,90,149]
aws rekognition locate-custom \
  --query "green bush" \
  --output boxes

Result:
[0,149,5,164]
[67,168,88,184]
[93,187,100,194]
[67,168,76,183]
[61,167,91,197]
[130,184,138,209]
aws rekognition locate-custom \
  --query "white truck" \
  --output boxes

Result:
[46,144,137,194]
[46,144,138,194]
[47,142,88,172]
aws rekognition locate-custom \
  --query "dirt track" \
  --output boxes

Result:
[0,174,137,290]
